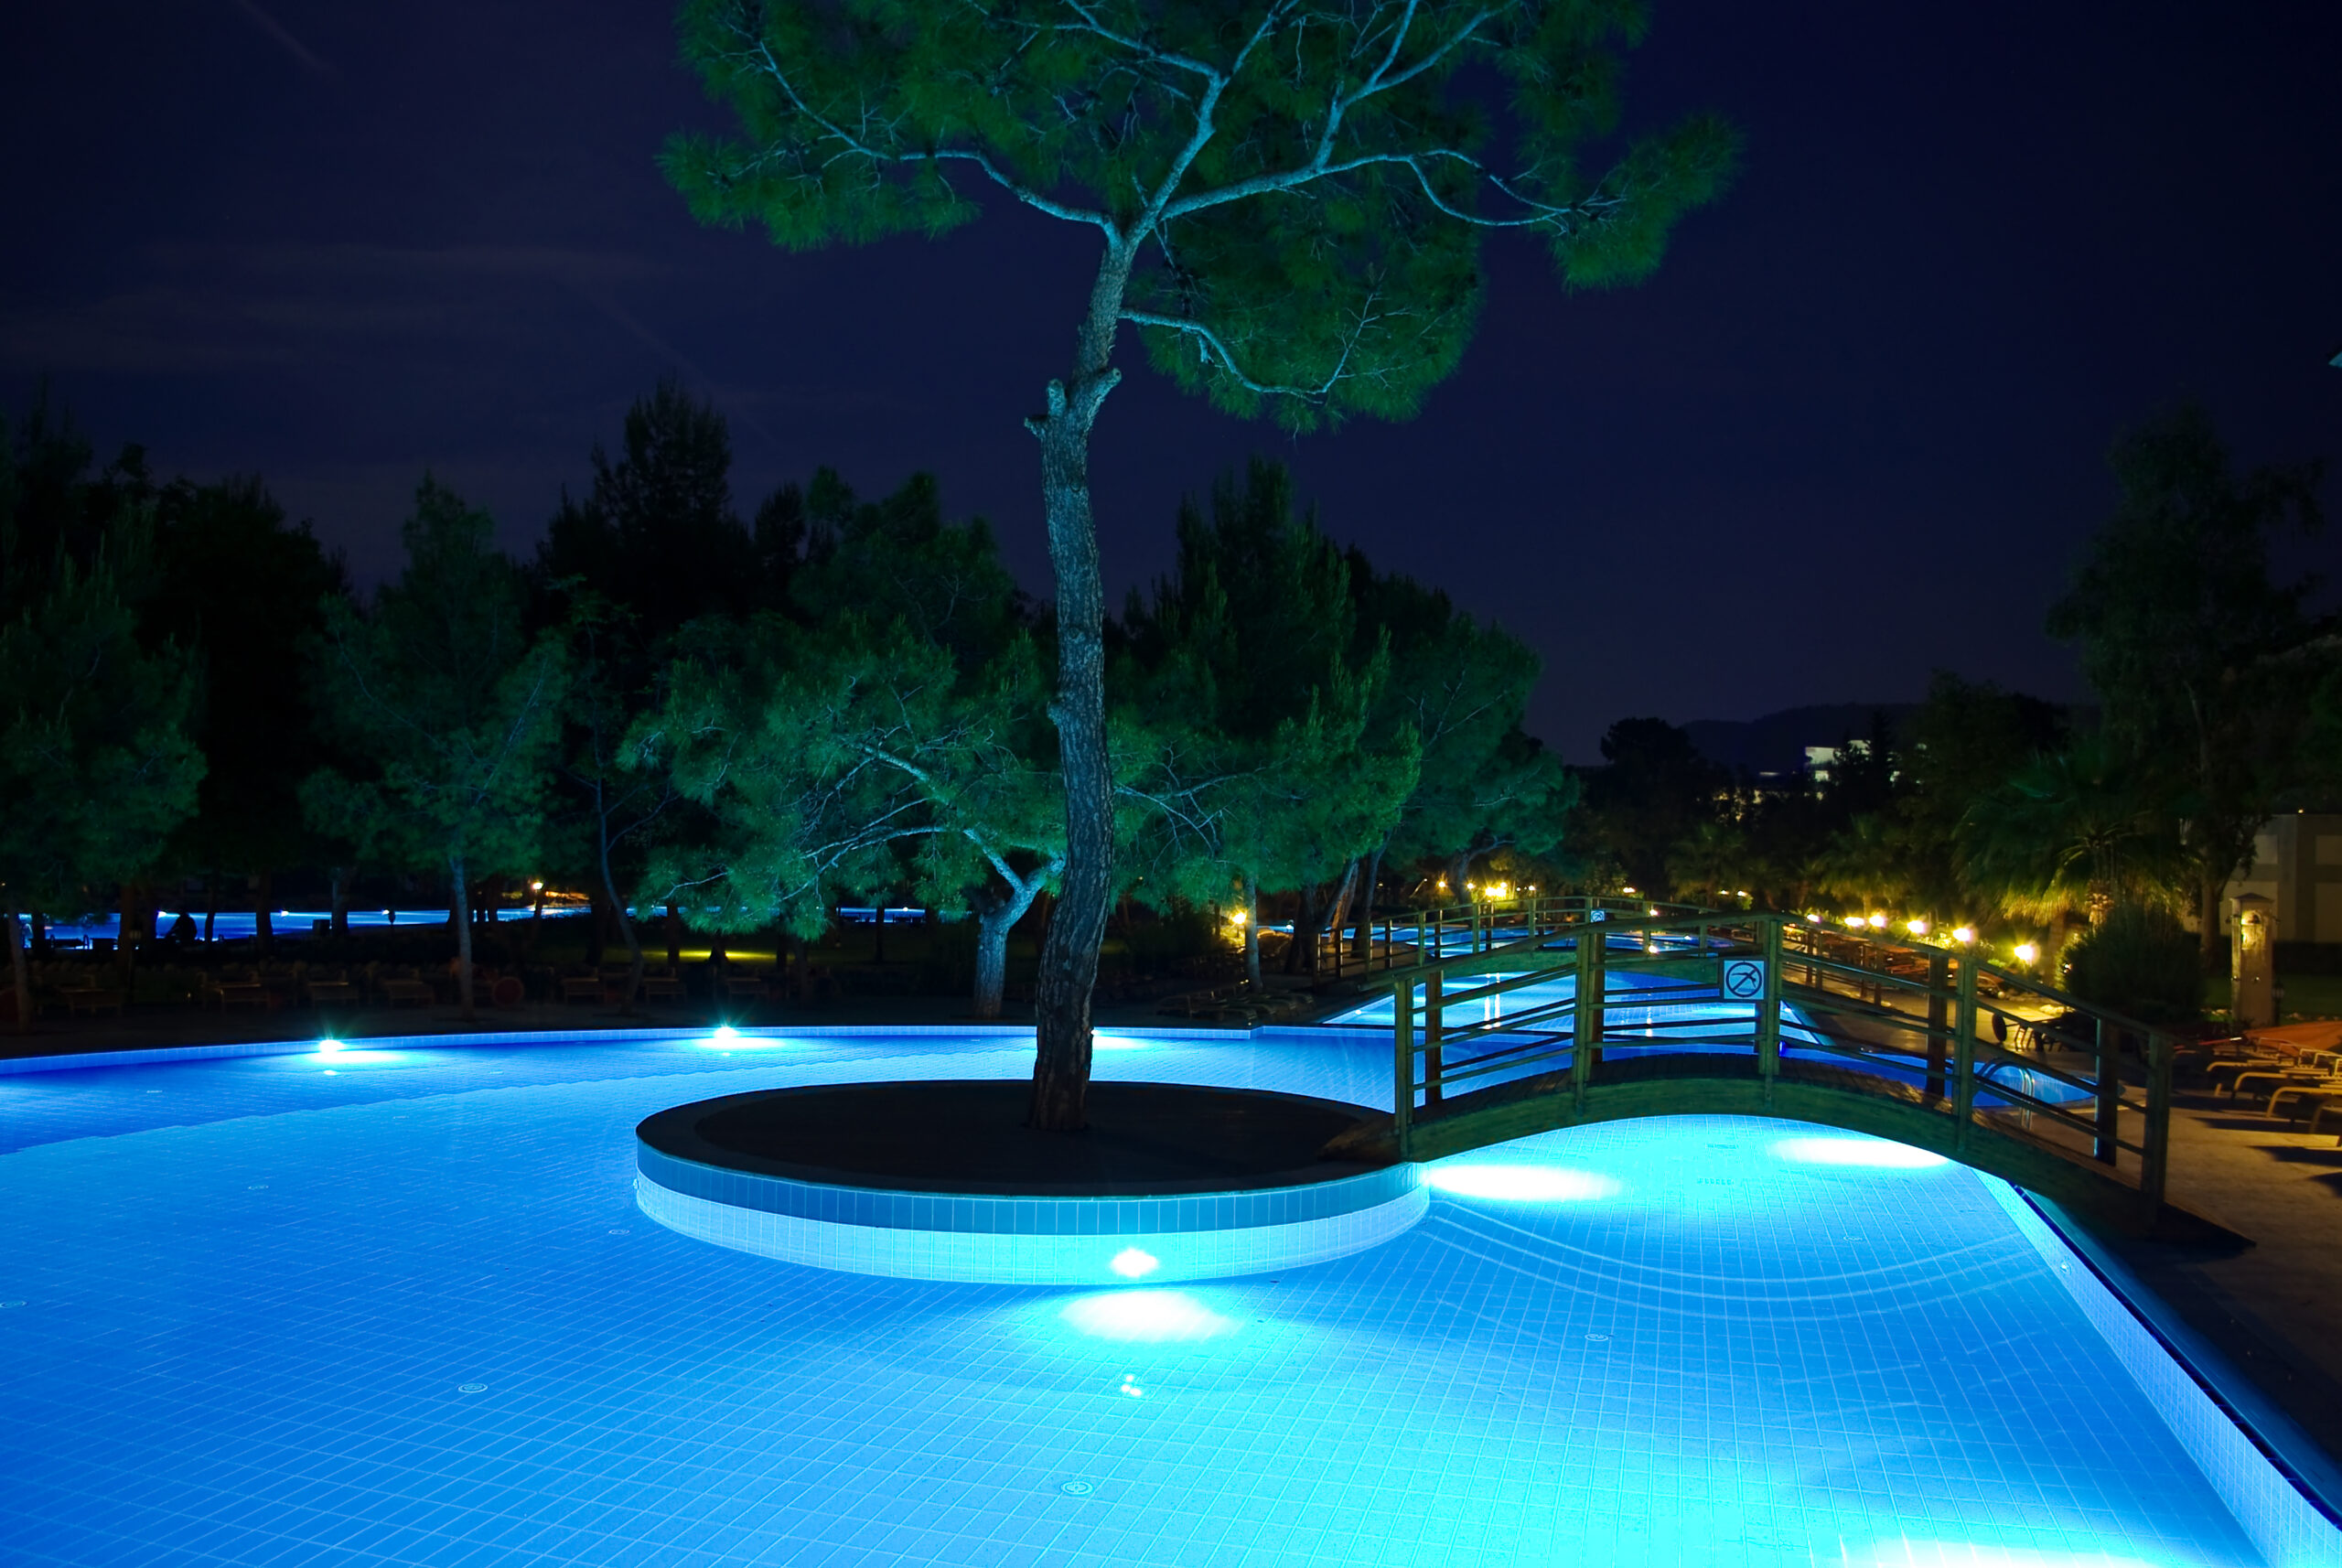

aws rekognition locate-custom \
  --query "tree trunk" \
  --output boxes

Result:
[1026,242,1133,1133]
[597,836,642,1012]
[116,880,140,993]
[1324,859,1361,972]
[1352,846,1385,960]
[1242,873,1262,987]
[30,908,50,959]
[452,853,476,1020]
[665,905,682,968]
[6,891,31,1034]
[2199,868,2225,974]
[973,871,1047,1021]
[583,888,605,968]
[252,871,274,956]
[330,865,354,938]
[202,874,217,944]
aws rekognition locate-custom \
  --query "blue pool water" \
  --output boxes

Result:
[0,1028,2294,1566]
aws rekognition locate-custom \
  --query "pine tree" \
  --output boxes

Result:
[665,0,1735,1125]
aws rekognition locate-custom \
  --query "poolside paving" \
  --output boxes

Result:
[2111,1090,2342,1466]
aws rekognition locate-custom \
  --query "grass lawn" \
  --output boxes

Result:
[2204,972,2342,1023]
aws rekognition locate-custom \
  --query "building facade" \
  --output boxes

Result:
[2219,812,2342,945]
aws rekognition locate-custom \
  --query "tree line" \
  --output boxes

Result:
[0,380,1570,1028]
[1569,403,2331,1023]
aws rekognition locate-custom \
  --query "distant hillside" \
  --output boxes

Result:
[1681,703,1916,779]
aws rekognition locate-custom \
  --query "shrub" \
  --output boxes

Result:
[2065,903,2203,1024]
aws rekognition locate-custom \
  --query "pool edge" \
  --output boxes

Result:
[1989,1177,2342,1566]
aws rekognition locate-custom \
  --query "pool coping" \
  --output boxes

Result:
[2010,1184,2342,1543]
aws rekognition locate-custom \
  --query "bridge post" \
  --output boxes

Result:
[2143,1031,2172,1210]
[1925,951,1950,1104]
[1756,918,1782,1108]
[1423,971,1444,1106]
[1391,977,1413,1158]
[1573,923,1603,1110]
[1952,957,1978,1156]
[2093,1017,2119,1165]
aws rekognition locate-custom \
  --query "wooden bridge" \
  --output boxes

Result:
[1320,897,2222,1240]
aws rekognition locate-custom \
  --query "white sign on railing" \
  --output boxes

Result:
[1721,958,1767,1001]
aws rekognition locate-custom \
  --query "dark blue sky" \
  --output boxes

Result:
[7,0,2337,757]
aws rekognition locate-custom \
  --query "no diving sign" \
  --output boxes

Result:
[1720,958,1767,1000]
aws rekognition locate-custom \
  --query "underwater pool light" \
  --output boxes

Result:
[713,1025,737,1043]
[1427,1165,1622,1202]
[1060,1290,1237,1341]
[1773,1136,1948,1170]
[317,1039,344,1055]
[1109,1247,1160,1278]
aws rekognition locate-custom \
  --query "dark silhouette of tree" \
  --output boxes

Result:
[145,476,349,950]
[0,393,203,1027]
[2047,403,2324,967]
[306,480,568,1020]
[665,0,1735,1127]
[1577,717,1720,893]
[538,378,768,643]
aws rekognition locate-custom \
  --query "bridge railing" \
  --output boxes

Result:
[1380,908,2176,1208]
[1313,891,1709,975]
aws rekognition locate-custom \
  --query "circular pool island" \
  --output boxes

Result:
[635,1079,1425,1283]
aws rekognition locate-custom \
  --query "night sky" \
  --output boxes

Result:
[7,0,2337,757]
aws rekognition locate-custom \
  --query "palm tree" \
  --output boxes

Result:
[1810,813,1914,918]
[1956,737,2186,933]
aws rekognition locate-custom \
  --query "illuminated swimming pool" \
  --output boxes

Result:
[0,1027,2326,1566]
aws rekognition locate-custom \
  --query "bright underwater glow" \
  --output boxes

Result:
[1059,1290,1238,1342]
[1849,1544,2173,1568]
[713,1025,737,1042]
[317,1039,343,1055]
[1108,1247,1160,1278]
[1093,1033,1152,1052]
[1773,1135,1948,1169]
[1426,1164,1622,1201]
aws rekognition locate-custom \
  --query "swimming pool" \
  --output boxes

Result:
[0,1027,2320,1566]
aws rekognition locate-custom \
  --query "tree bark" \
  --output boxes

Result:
[6,892,31,1033]
[2199,868,2225,973]
[972,864,1050,1020]
[1026,240,1133,1133]
[252,872,274,956]
[117,880,142,993]
[330,865,354,939]
[597,835,642,1012]
[1351,846,1385,961]
[452,853,476,1020]
[1242,874,1262,988]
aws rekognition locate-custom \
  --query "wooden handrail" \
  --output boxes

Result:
[1380,904,2178,1223]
